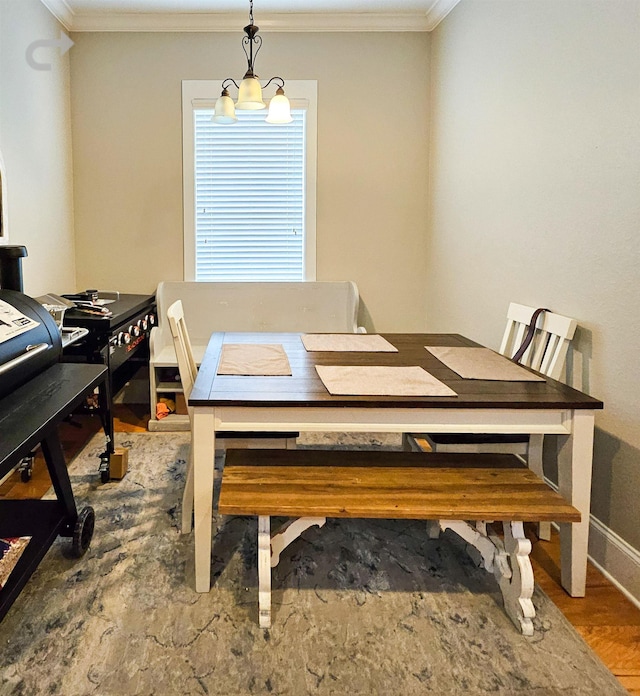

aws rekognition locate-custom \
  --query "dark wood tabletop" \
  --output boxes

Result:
[189,332,603,411]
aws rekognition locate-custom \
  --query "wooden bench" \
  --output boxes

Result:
[218,450,580,635]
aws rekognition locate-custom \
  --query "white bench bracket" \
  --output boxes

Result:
[439,519,535,636]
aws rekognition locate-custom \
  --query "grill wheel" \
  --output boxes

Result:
[71,506,95,557]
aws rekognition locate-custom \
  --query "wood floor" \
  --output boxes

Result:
[1,404,639,694]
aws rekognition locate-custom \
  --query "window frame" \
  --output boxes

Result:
[182,79,317,282]
[0,149,7,241]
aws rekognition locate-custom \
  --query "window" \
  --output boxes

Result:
[182,80,317,281]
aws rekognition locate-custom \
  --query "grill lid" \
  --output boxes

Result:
[0,289,62,401]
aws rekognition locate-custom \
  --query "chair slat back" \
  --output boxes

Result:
[498,303,577,381]
[167,300,198,415]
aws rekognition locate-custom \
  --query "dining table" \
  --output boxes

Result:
[189,331,603,596]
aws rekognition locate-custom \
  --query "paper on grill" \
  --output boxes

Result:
[302,334,398,352]
[315,365,457,397]
[217,344,292,376]
[426,346,545,381]
[0,299,40,344]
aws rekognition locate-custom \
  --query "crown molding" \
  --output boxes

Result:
[39,0,74,30]
[424,0,461,31]
[40,1,461,33]
[69,11,431,33]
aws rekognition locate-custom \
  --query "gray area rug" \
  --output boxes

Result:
[0,432,626,696]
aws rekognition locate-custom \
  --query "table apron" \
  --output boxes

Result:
[208,406,574,435]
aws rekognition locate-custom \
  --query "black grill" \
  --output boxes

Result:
[0,289,62,400]
[62,293,156,396]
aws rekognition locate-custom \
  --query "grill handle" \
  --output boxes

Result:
[0,343,50,377]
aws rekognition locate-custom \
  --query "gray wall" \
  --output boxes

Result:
[427,0,640,583]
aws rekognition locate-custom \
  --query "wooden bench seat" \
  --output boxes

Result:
[219,449,580,634]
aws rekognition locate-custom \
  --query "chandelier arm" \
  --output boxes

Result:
[222,78,240,91]
[262,76,285,90]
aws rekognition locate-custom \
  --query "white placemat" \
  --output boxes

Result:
[302,334,398,352]
[426,346,545,381]
[315,365,457,396]
[217,344,292,376]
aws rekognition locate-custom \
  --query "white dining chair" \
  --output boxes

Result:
[404,302,578,540]
[166,300,297,534]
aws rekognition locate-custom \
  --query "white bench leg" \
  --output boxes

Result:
[496,521,535,636]
[256,516,327,628]
[258,516,272,628]
[438,519,535,636]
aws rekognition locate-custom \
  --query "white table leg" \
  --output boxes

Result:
[193,407,215,593]
[557,409,595,597]
[527,434,551,541]
[181,445,194,534]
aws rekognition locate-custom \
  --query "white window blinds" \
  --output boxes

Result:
[194,109,306,281]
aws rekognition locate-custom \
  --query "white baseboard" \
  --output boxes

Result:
[544,476,640,609]
[587,516,640,610]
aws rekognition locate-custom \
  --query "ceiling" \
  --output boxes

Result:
[41,0,461,32]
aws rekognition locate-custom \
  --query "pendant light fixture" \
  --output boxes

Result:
[213,0,292,125]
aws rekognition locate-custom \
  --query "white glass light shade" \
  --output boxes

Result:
[266,92,292,124]
[236,77,266,110]
[212,94,237,124]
